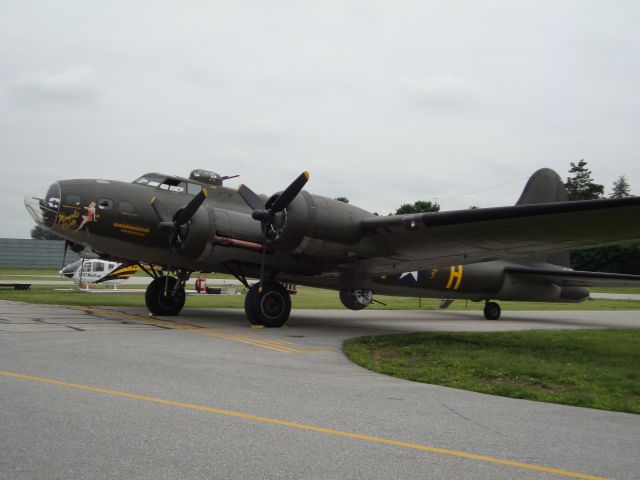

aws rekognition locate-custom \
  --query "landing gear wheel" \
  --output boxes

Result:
[244,281,291,328]
[145,277,186,316]
[339,289,373,311]
[484,301,501,320]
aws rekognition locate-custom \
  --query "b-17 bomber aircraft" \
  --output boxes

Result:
[25,168,640,326]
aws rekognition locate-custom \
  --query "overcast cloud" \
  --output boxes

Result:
[1,0,639,237]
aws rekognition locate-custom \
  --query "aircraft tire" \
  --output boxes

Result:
[339,290,370,311]
[483,301,501,320]
[244,281,291,328]
[145,277,186,316]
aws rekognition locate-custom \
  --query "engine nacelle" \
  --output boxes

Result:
[496,273,590,303]
[269,192,375,257]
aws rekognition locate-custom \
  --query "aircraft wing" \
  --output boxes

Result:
[504,266,640,287]
[357,196,640,274]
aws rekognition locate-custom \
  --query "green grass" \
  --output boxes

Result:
[2,268,640,310]
[591,287,640,294]
[344,329,640,413]
[1,284,640,311]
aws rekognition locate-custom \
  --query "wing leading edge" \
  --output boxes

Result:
[357,196,640,274]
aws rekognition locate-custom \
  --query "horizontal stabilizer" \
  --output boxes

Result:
[505,266,640,287]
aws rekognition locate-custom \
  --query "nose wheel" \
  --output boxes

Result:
[483,301,501,320]
[244,281,292,328]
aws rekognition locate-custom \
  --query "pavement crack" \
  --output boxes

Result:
[440,403,511,438]
[66,325,86,332]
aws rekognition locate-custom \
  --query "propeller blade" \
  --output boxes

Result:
[174,188,208,226]
[268,171,309,213]
[150,196,172,223]
[238,184,266,211]
[61,240,69,270]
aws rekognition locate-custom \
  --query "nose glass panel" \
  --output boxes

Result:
[24,183,61,228]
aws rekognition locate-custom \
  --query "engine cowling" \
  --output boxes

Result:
[496,273,590,303]
[268,192,374,257]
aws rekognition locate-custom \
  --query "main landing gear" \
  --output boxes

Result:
[483,300,501,320]
[244,281,292,328]
[141,265,189,316]
[339,289,374,311]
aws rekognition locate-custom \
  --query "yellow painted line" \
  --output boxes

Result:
[211,333,310,352]
[180,327,303,352]
[0,370,608,480]
[191,330,299,353]
[76,307,328,353]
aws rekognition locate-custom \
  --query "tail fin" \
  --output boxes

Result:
[516,168,568,205]
[516,168,570,267]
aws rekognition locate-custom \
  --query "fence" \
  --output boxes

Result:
[0,238,81,268]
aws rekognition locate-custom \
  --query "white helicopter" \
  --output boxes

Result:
[59,259,139,288]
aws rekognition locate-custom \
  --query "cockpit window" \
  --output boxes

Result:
[134,176,164,188]
[134,176,190,194]
[64,194,81,206]
[158,178,185,192]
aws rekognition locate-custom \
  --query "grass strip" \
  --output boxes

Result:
[344,329,640,414]
[1,284,640,311]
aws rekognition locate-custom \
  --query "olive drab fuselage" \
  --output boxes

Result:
[26,170,590,304]
[28,167,640,324]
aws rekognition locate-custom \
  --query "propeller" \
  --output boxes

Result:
[150,189,208,251]
[238,171,309,242]
[237,171,309,291]
[150,188,208,295]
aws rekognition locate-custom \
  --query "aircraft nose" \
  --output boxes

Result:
[24,182,61,228]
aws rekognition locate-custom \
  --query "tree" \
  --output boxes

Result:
[610,175,631,198]
[564,159,604,200]
[395,200,440,215]
[30,225,61,240]
[334,197,349,204]
[564,163,638,274]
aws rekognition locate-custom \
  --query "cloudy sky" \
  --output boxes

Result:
[2,1,639,238]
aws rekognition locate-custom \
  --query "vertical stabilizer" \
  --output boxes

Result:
[516,168,570,267]
[516,168,568,205]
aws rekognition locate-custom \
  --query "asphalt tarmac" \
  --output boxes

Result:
[1,300,638,480]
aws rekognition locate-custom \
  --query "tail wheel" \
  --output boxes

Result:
[483,301,501,320]
[244,281,291,328]
[145,277,186,316]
